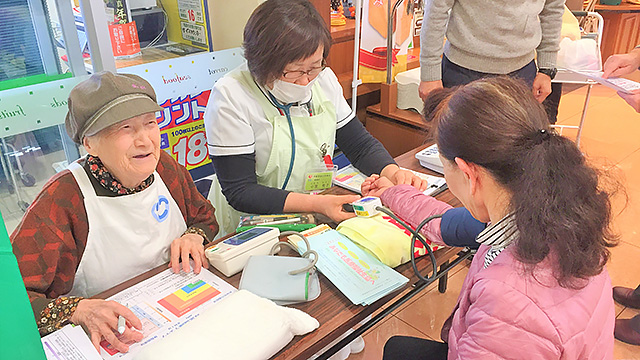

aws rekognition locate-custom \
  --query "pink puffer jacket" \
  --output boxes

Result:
[381,185,615,359]
[447,245,614,359]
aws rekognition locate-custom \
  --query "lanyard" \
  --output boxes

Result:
[267,92,296,190]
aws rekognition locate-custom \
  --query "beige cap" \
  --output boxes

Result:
[65,71,163,144]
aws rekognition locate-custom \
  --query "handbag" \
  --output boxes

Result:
[239,232,320,305]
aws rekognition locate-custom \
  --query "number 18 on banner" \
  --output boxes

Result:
[157,91,212,171]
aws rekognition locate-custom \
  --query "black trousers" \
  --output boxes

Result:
[441,55,537,88]
[382,336,449,360]
[441,56,560,124]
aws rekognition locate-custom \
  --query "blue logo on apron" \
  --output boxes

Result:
[152,195,170,222]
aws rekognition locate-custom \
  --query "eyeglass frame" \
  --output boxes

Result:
[281,60,327,80]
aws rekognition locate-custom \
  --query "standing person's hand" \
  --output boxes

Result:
[602,49,640,79]
[70,299,143,353]
[532,73,552,102]
[380,165,429,191]
[618,90,640,113]
[419,80,444,100]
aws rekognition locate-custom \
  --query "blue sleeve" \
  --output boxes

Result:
[335,116,395,176]
[440,207,486,248]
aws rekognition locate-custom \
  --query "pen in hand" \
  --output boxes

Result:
[117,315,126,335]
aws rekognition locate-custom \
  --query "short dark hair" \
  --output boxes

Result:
[424,77,620,288]
[243,0,332,86]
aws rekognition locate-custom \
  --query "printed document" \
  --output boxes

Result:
[334,165,446,195]
[568,69,640,94]
[42,324,101,360]
[293,229,408,305]
[100,266,235,359]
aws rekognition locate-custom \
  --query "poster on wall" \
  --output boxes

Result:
[162,0,212,51]
[359,0,416,83]
[122,48,244,180]
[177,0,205,23]
[104,0,141,59]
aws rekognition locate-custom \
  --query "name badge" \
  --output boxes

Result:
[304,165,337,193]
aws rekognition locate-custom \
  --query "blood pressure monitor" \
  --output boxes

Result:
[352,196,383,218]
[205,227,280,277]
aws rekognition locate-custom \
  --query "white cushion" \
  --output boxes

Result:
[135,290,319,360]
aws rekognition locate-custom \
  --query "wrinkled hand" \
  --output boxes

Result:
[603,50,640,78]
[618,90,640,113]
[532,73,552,103]
[388,168,429,191]
[70,299,143,353]
[316,194,361,223]
[419,80,444,101]
[169,233,208,274]
[362,174,395,197]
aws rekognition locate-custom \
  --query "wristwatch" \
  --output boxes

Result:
[538,68,557,80]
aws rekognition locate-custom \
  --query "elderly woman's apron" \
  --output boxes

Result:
[66,161,187,298]
[209,69,337,237]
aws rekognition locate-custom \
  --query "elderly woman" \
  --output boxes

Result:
[204,0,428,235]
[11,72,218,353]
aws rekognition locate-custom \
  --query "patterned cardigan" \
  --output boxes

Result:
[11,151,218,335]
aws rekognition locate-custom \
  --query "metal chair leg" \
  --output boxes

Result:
[575,83,593,148]
[438,260,450,293]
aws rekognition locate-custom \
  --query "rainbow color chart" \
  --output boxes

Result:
[157,280,220,317]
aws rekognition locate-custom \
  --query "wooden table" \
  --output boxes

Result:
[95,145,468,360]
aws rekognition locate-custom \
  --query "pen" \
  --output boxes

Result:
[430,183,449,197]
[117,315,126,335]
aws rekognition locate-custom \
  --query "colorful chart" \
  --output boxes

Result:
[157,280,220,317]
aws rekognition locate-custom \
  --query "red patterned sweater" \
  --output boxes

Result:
[11,151,218,335]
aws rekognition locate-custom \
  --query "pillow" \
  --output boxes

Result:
[337,213,440,268]
[135,290,319,360]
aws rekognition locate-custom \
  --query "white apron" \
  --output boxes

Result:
[208,69,337,237]
[67,161,187,298]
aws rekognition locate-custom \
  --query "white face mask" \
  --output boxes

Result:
[269,75,320,105]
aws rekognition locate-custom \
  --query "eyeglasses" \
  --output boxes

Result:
[282,60,327,80]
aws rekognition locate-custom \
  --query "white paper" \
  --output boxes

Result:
[333,164,446,195]
[568,69,640,94]
[100,266,236,359]
[42,324,102,360]
[177,0,204,23]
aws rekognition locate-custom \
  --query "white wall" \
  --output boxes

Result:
[207,0,265,51]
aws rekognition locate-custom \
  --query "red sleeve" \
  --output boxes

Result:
[10,170,89,317]
[157,152,219,242]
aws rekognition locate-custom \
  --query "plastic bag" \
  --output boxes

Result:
[557,37,601,71]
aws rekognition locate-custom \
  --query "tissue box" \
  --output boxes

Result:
[395,67,423,114]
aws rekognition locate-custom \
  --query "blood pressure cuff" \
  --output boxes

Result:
[239,255,320,305]
[440,207,485,249]
[336,214,441,268]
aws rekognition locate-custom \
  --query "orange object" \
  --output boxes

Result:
[395,3,413,46]
[369,0,389,38]
[108,21,141,59]
[331,5,347,26]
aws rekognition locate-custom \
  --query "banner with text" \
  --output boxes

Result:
[122,48,244,178]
